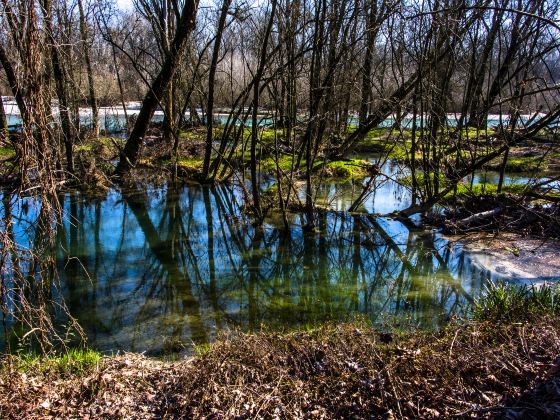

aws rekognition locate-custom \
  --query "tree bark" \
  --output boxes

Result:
[359,0,378,128]
[0,95,8,142]
[0,45,29,126]
[250,0,277,221]
[41,0,76,174]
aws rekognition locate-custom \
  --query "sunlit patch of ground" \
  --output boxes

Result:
[449,232,560,284]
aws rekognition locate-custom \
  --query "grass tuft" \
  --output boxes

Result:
[0,147,15,157]
[473,281,560,322]
[12,348,101,375]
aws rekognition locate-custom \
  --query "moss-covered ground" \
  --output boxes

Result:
[0,146,15,158]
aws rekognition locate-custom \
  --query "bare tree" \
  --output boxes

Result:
[115,0,199,175]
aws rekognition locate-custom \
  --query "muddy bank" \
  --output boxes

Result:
[448,232,560,284]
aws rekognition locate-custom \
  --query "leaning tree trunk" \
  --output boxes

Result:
[0,45,30,126]
[115,0,199,176]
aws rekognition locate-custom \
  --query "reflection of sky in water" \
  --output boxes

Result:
[311,157,537,215]
[1,170,539,355]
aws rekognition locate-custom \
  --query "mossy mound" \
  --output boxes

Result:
[315,159,372,180]
[176,158,204,177]
[485,154,547,173]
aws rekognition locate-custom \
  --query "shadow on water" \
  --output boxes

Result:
[28,181,502,355]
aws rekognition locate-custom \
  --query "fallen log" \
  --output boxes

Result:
[455,207,502,229]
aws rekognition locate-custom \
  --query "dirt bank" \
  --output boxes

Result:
[1,318,559,418]
[452,232,560,284]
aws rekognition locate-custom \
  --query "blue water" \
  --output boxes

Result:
[0,173,528,354]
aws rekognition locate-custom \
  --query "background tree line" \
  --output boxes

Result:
[0,0,559,222]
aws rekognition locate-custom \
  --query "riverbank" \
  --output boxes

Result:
[2,285,559,419]
[447,232,560,284]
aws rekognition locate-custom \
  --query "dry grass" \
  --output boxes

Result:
[1,318,559,418]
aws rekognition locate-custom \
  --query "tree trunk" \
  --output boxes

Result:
[202,0,232,180]
[41,0,76,174]
[470,7,524,127]
[77,0,99,137]
[111,44,129,133]
[163,0,175,147]
[250,0,277,222]
[0,95,8,142]
[0,45,29,126]
[359,0,378,128]
[115,0,199,176]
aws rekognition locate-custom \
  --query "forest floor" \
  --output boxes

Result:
[1,126,558,188]
[1,316,559,418]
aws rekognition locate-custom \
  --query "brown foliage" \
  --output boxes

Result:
[1,319,559,418]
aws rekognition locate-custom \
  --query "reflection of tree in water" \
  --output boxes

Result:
[55,184,490,354]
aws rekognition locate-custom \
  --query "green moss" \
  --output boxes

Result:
[178,129,211,142]
[178,130,195,140]
[485,155,546,173]
[258,128,285,144]
[452,182,526,196]
[75,144,93,152]
[193,343,211,356]
[399,172,447,188]
[400,174,526,198]
[230,149,253,164]
[177,157,204,170]
[506,156,546,172]
[97,136,124,146]
[354,128,398,153]
[260,155,372,180]
[354,126,497,159]
[260,154,300,173]
[356,135,387,152]
[0,147,15,157]
[388,142,418,160]
[460,126,495,137]
[319,159,371,180]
